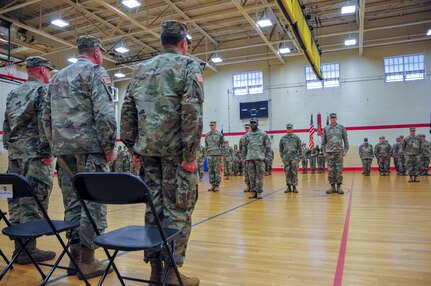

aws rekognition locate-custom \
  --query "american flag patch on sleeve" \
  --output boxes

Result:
[196,73,203,83]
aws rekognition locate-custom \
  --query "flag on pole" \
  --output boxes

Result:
[317,113,322,136]
[309,114,315,150]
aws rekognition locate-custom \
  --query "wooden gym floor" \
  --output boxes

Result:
[0,170,430,286]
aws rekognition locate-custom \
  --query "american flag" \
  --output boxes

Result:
[309,114,315,149]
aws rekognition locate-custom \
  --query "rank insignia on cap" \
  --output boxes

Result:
[196,73,203,83]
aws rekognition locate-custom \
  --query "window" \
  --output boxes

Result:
[384,54,425,82]
[305,63,340,89]
[232,71,263,96]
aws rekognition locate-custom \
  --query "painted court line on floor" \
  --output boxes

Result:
[333,172,356,286]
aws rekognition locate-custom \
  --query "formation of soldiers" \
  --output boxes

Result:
[300,143,326,174]
[358,128,430,182]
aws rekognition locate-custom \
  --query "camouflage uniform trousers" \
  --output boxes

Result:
[327,153,343,185]
[197,162,204,180]
[246,160,265,193]
[301,159,308,172]
[265,160,273,174]
[207,155,221,187]
[57,154,108,249]
[406,155,420,176]
[130,163,141,176]
[419,156,430,175]
[242,161,250,186]
[7,158,53,225]
[140,155,198,266]
[398,155,406,174]
[283,159,299,186]
[309,157,317,172]
[393,157,399,173]
[224,160,233,176]
[233,160,242,175]
[317,156,325,172]
[377,156,390,174]
[361,159,372,175]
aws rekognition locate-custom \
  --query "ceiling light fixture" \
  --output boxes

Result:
[279,47,291,54]
[51,19,69,28]
[114,72,126,78]
[257,19,273,28]
[427,29,431,36]
[122,0,141,8]
[68,57,78,63]
[341,5,356,14]
[186,34,192,40]
[211,56,223,63]
[115,46,129,54]
[344,39,357,46]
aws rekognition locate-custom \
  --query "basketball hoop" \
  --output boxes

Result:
[5,61,16,76]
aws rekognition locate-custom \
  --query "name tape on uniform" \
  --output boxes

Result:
[0,184,13,198]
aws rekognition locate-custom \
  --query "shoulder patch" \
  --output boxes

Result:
[196,73,203,83]
[102,76,111,85]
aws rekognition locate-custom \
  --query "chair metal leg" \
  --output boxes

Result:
[0,249,13,269]
[98,250,124,286]
[100,248,125,286]
[161,241,183,286]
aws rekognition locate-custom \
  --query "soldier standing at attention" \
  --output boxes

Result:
[121,20,203,286]
[46,35,117,279]
[205,121,224,192]
[419,134,430,176]
[222,140,234,179]
[239,123,251,192]
[316,144,325,173]
[392,137,401,175]
[301,143,309,174]
[279,124,302,193]
[374,136,392,176]
[3,56,56,264]
[322,113,349,194]
[309,146,318,174]
[242,118,271,199]
[265,149,274,175]
[233,144,242,176]
[402,128,422,183]
[197,146,205,181]
[397,135,407,175]
[359,138,373,176]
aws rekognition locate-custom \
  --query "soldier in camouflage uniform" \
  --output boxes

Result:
[242,118,271,199]
[316,145,325,173]
[3,56,56,264]
[265,149,274,175]
[374,136,392,176]
[239,123,251,192]
[279,124,301,193]
[197,146,205,181]
[358,138,373,176]
[121,20,202,286]
[419,134,430,176]
[233,144,242,176]
[46,36,117,279]
[402,128,422,183]
[322,113,349,194]
[301,143,309,173]
[309,146,318,174]
[205,121,224,192]
[223,141,234,179]
[392,137,401,175]
[397,136,407,175]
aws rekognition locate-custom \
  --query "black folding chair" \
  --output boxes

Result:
[0,173,90,286]
[72,172,183,286]
[0,212,13,268]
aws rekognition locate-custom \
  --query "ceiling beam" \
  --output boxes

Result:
[231,0,285,64]
[359,0,366,56]
[0,0,42,15]
[160,0,218,47]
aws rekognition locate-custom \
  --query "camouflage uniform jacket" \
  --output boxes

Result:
[47,57,117,155]
[242,128,271,161]
[238,135,247,160]
[121,49,204,162]
[222,145,234,161]
[401,136,422,156]
[359,144,374,159]
[301,146,310,160]
[322,123,349,154]
[420,140,430,156]
[233,149,241,161]
[3,78,51,159]
[374,142,392,157]
[205,131,224,156]
[279,134,301,161]
[197,146,206,163]
[309,147,318,157]
[391,142,402,158]
[317,147,325,158]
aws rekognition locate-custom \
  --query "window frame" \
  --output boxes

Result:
[384,53,425,83]
[232,70,264,96]
[305,62,340,90]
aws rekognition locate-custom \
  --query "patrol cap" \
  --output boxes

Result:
[244,123,251,127]
[250,118,258,123]
[330,113,337,118]
[286,124,293,129]
[419,134,425,137]
[26,56,54,70]
[160,20,191,44]
[399,135,404,138]
[363,138,368,142]
[224,140,229,143]
[410,127,416,131]
[379,136,385,139]
[77,35,106,52]
[210,121,216,126]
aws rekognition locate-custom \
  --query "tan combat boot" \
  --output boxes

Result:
[164,268,200,286]
[243,185,250,192]
[14,239,56,265]
[256,193,263,199]
[284,185,292,193]
[413,176,420,182]
[326,184,336,194]
[213,186,220,192]
[149,259,163,286]
[248,191,257,199]
[78,246,113,280]
[337,184,344,194]
[292,186,298,193]
[67,243,80,275]
[408,176,414,182]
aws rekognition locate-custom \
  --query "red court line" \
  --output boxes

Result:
[333,172,356,286]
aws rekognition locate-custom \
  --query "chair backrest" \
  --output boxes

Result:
[72,172,150,205]
[0,173,33,199]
